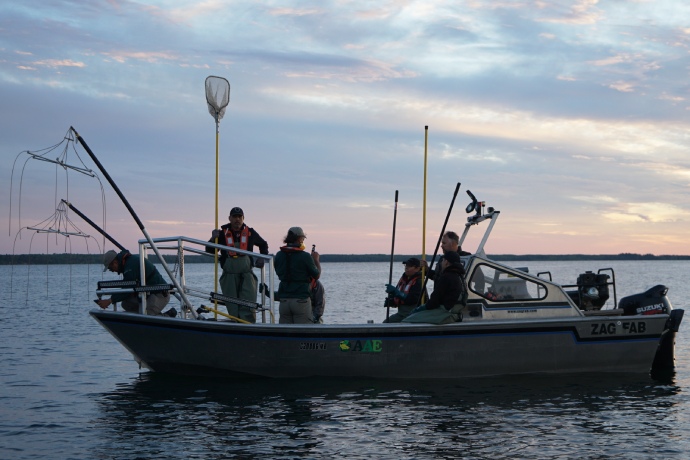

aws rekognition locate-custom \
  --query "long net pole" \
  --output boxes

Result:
[417,182,461,306]
[385,190,399,321]
[205,76,230,320]
[422,126,428,302]
[213,115,220,318]
[70,127,196,317]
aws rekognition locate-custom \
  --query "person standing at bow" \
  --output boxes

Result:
[274,227,321,324]
[383,257,428,323]
[206,207,269,323]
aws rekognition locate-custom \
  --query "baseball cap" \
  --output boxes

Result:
[402,257,421,267]
[229,207,244,216]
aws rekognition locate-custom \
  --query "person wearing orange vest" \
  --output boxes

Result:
[206,207,269,323]
[383,257,428,323]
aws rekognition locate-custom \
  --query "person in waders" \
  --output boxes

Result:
[206,207,269,323]
[274,227,321,324]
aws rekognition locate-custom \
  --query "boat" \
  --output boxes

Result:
[90,190,684,379]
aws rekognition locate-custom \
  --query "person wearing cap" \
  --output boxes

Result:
[403,250,466,324]
[206,207,269,323]
[95,249,173,316]
[274,227,321,324]
[383,257,428,323]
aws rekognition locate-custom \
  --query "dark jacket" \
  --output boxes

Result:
[205,223,269,266]
[424,265,464,311]
[427,249,468,280]
[310,278,326,318]
[110,250,168,304]
[275,245,320,299]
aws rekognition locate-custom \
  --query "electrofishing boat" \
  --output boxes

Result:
[90,192,684,379]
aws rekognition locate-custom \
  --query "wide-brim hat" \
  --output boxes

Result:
[288,226,306,238]
[103,250,117,272]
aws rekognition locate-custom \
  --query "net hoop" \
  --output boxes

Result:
[205,76,230,120]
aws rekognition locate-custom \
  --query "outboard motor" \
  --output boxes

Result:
[618,284,683,373]
[574,271,610,310]
[619,284,671,316]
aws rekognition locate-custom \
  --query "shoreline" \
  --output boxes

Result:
[3,252,690,265]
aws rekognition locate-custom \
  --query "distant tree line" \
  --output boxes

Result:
[2,252,689,266]
[487,253,690,261]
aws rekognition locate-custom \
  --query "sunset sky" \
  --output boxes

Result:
[2,1,690,257]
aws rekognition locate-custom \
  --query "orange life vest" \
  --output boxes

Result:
[394,275,419,307]
[224,226,250,257]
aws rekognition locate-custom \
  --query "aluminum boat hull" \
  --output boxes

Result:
[90,310,673,379]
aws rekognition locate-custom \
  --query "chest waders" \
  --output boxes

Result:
[219,242,257,323]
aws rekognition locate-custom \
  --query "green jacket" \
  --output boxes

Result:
[274,246,320,299]
[110,250,168,303]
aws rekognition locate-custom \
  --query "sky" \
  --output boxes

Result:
[2,0,690,257]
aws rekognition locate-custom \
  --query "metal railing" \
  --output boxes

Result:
[97,235,276,322]
[146,235,276,322]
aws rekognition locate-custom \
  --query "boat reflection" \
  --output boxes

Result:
[91,372,683,459]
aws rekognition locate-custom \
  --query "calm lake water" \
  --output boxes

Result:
[1,260,689,459]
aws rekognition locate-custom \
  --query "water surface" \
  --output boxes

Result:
[1,261,688,459]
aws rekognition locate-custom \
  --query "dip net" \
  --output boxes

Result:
[205,76,230,120]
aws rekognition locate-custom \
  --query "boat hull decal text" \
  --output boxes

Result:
[590,321,647,335]
[339,339,382,353]
[299,342,327,351]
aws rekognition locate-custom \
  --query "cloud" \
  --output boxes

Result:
[603,202,688,223]
[534,0,604,25]
[101,50,179,64]
[32,59,86,68]
[268,7,323,17]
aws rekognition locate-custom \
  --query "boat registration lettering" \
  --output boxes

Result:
[590,321,647,335]
[339,339,382,353]
[299,342,327,351]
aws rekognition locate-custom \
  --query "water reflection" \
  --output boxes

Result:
[92,373,684,459]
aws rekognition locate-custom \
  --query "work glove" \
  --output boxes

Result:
[410,304,426,315]
[385,284,406,299]
[211,229,221,240]
[312,315,322,324]
[254,258,265,269]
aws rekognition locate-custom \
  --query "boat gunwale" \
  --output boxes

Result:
[89,309,670,344]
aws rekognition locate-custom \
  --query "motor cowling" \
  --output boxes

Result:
[619,284,671,316]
